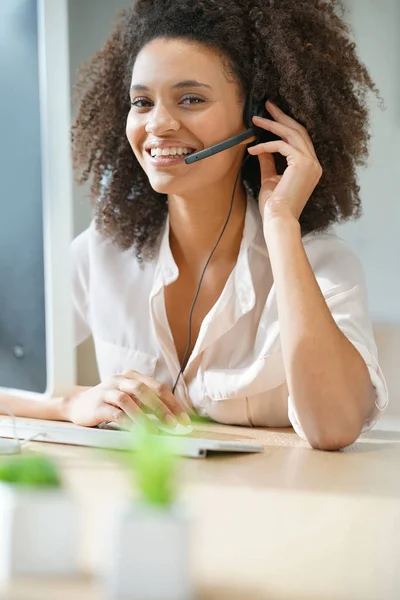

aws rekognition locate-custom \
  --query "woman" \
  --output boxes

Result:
[9,0,389,449]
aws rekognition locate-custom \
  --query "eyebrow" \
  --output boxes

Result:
[130,79,212,92]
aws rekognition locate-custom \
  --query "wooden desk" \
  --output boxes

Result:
[1,420,400,600]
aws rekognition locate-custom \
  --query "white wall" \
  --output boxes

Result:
[68,0,133,237]
[68,0,132,385]
[68,0,400,421]
[338,0,400,421]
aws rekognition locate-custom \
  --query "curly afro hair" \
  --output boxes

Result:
[72,0,384,261]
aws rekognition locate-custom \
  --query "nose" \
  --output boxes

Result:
[145,103,180,135]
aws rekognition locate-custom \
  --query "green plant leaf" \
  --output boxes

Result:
[129,420,179,507]
[0,454,61,488]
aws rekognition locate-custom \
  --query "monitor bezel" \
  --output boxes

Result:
[0,0,76,401]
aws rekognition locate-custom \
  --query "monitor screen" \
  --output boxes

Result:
[0,0,46,393]
[0,0,75,398]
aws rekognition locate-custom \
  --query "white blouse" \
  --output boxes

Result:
[71,196,388,441]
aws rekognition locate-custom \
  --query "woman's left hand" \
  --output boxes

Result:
[247,100,323,223]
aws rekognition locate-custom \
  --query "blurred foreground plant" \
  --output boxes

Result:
[127,419,180,507]
[0,454,61,488]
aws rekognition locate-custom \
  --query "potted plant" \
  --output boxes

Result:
[107,421,193,600]
[0,453,78,582]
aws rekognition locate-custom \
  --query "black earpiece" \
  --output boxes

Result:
[243,96,267,128]
[243,96,281,145]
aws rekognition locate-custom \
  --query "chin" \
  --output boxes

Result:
[148,180,176,195]
[147,174,192,196]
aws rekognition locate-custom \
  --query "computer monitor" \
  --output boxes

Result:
[0,0,75,399]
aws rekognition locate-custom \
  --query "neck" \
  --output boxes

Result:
[168,180,248,272]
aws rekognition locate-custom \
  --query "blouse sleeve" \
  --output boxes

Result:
[287,230,389,441]
[70,227,92,347]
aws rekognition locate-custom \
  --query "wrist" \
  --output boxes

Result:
[54,386,89,422]
[58,395,73,422]
[40,395,74,422]
[263,211,301,245]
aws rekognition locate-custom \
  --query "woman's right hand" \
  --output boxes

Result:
[62,370,191,430]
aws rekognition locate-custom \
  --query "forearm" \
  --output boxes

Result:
[264,215,375,450]
[0,386,89,422]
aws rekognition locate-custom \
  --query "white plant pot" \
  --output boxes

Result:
[0,482,78,582]
[107,501,193,600]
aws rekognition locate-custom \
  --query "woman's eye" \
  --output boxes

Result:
[181,95,204,105]
[130,98,152,108]
[130,95,205,109]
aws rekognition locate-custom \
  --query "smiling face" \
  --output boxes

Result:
[126,37,248,196]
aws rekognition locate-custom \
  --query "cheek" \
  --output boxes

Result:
[125,114,141,156]
[197,110,245,158]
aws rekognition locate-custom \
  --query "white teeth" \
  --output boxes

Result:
[150,147,193,157]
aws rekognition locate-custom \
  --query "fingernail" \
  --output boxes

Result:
[178,412,191,426]
[165,414,178,429]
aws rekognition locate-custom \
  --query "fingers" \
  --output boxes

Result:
[103,389,158,432]
[248,139,322,186]
[122,371,191,426]
[252,115,313,158]
[248,139,295,159]
[111,375,183,428]
[256,100,318,159]
[264,101,318,158]
[104,389,143,420]
[103,371,192,428]
[146,380,191,424]
[96,405,126,426]
[122,379,179,427]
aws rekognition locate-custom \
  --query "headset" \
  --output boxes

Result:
[185,96,278,164]
[172,96,280,395]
